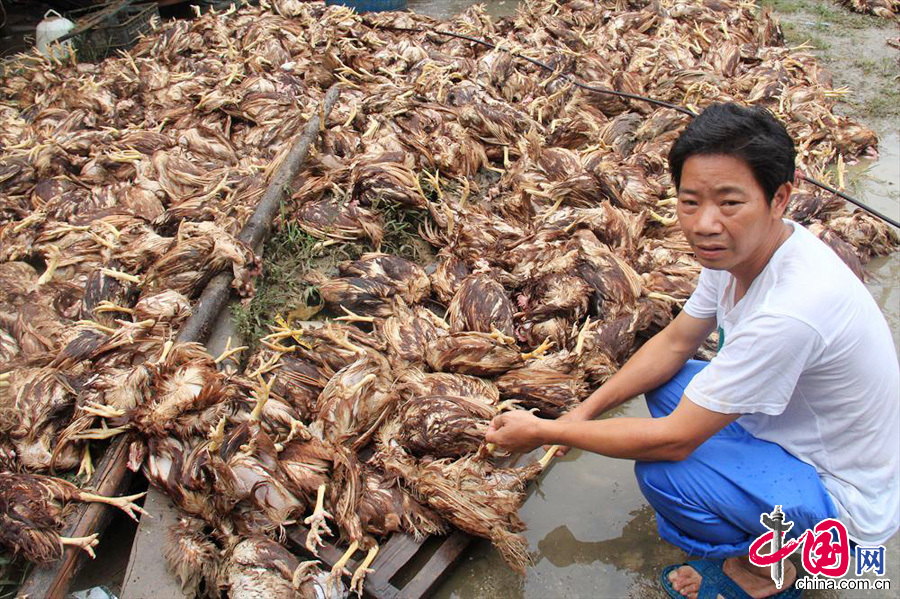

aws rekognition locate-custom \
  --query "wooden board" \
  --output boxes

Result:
[283,453,532,599]
[286,522,475,599]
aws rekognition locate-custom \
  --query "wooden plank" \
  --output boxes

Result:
[120,487,189,599]
[18,437,135,599]
[369,533,426,580]
[399,530,473,599]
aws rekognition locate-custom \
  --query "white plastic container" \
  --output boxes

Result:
[35,10,75,60]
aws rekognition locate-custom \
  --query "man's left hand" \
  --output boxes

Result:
[485,410,546,453]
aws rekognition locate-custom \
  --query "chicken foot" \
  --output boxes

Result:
[213,336,248,364]
[335,306,376,323]
[78,444,93,479]
[303,483,333,555]
[60,534,100,559]
[292,560,322,590]
[350,544,379,596]
[75,491,148,521]
[489,326,516,346]
[81,401,126,419]
[72,425,130,440]
[326,539,359,596]
[521,337,554,360]
[37,245,61,285]
[93,301,135,315]
[99,267,142,285]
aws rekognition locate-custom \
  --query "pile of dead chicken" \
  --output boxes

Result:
[0,0,898,595]
[837,0,898,18]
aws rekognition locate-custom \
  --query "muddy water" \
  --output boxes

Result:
[400,1,900,598]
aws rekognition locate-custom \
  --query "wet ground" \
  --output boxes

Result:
[402,1,900,598]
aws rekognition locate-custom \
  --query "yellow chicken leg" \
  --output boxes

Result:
[489,326,516,346]
[78,444,93,479]
[539,445,561,469]
[292,560,322,590]
[76,491,148,521]
[303,483,333,555]
[521,337,554,360]
[213,337,248,364]
[350,544,379,596]
[326,540,359,596]
[37,245,61,285]
[60,534,100,558]
[334,306,376,323]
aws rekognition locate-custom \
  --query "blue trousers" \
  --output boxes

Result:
[634,360,837,558]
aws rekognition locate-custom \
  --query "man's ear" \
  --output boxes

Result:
[771,182,792,219]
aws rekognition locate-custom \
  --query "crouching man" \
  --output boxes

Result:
[486,103,899,599]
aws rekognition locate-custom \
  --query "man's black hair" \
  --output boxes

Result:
[668,103,796,204]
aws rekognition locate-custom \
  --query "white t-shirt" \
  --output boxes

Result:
[682,220,900,545]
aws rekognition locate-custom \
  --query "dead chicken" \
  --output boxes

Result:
[350,152,427,210]
[376,425,553,574]
[0,471,146,562]
[429,250,471,304]
[378,296,447,371]
[221,535,343,599]
[447,273,516,338]
[294,196,384,249]
[281,321,386,372]
[210,419,308,531]
[245,351,332,422]
[309,253,430,319]
[165,516,221,599]
[391,368,504,458]
[7,365,85,472]
[338,253,431,305]
[822,213,899,264]
[574,306,654,385]
[305,351,397,590]
[144,221,260,298]
[425,331,535,376]
[311,350,394,453]
[495,361,589,418]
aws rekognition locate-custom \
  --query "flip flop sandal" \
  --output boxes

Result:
[661,558,802,599]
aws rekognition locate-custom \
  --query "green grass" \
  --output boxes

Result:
[371,196,433,264]
[232,214,330,350]
[861,84,900,118]
[232,195,437,353]
[759,0,872,29]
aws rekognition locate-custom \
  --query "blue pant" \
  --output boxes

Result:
[634,360,838,558]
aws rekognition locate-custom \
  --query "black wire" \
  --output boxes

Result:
[430,29,698,117]
[372,22,896,229]
[799,173,900,229]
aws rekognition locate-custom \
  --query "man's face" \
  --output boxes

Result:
[676,154,789,272]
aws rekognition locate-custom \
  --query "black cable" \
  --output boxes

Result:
[798,173,900,229]
[372,22,897,229]
[430,29,698,117]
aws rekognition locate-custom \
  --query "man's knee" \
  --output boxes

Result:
[634,460,675,506]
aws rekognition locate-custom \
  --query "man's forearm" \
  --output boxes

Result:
[573,327,700,419]
[538,416,687,461]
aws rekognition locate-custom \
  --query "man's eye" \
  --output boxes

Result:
[722,200,742,207]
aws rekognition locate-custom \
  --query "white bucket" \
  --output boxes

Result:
[35,10,76,60]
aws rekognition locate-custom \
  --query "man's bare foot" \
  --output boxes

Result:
[667,557,796,599]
